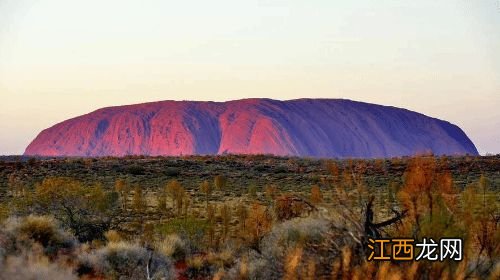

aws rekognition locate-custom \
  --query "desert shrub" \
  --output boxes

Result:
[185,248,237,279]
[154,234,187,260]
[253,165,268,172]
[0,215,76,257]
[185,254,213,279]
[274,195,314,221]
[274,165,288,174]
[206,247,235,269]
[165,167,180,177]
[78,241,175,280]
[225,250,274,280]
[126,164,146,175]
[226,217,333,280]
[104,230,122,243]
[0,253,77,280]
[27,157,38,166]
[260,217,330,261]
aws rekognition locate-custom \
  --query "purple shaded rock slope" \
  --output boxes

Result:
[24,99,478,158]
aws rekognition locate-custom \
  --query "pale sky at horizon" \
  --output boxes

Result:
[0,0,499,155]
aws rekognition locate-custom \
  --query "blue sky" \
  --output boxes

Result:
[0,0,499,154]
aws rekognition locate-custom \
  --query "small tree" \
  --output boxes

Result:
[142,223,155,245]
[214,175,227,191]
[220,204,231,240]
[236,204,248,232]
[157,190,169,221]
[132,185,146,214]
[8,173,25,197]
[245,203,272,247]
[206,204,216,246]
[175,187,186,217]
[265,185,279,202]
[461,175,498,274]
[89,182,116,213]
[373,158,385,172]
[398,156,437,235]
[115,178,130,210]
[33,177,118,242]
[398,156,462,239]
[341,169,353,189]
[200,180,212,210]
[182,192,191,217]
[325,160,340,185]
[166,180,183,211]
[310,185,323,204]
[248,184,258,199]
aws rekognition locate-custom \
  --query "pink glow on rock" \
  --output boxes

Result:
[24,99,478,158]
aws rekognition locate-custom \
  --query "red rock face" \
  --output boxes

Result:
[24,99,478,158]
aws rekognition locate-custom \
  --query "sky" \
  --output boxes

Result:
[0,0,499,155]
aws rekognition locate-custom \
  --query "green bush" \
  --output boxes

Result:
[156,217,209,238]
